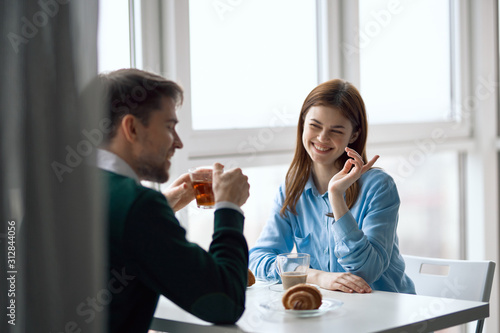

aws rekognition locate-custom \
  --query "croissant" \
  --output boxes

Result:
[247,269,256,287]
[282,283,322,310]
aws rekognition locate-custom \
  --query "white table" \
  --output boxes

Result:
[151,283,489,333]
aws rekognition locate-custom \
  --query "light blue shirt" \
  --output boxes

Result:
[249,168,415,294]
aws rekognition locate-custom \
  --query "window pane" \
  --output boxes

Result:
[359,0,452,124]
[373,151,460,259]
[98,0,131,72]
[189,0,317,130]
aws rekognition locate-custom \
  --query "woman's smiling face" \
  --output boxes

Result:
[302,105,359,169]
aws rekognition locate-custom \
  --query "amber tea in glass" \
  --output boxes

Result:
[189,166,215,208]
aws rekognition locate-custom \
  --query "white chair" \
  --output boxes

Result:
[403,255,495,333]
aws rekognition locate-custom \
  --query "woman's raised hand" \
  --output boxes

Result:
[328,147,379,196]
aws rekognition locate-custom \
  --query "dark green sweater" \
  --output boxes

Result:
[104,171,248,333]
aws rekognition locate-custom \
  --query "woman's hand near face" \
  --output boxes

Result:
[328,147,379,196]
[307,269,372,293]
[328,148,379,220]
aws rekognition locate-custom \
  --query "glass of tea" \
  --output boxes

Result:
[188,166,216,209]
[276,253,310,290]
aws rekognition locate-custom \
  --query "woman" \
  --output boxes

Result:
[249,79,415,294]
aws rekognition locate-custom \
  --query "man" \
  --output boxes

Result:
[97,68,250,332]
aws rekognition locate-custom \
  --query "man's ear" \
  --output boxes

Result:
[349,130,360,144]
[120,115,139,143]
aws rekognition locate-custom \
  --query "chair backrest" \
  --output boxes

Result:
[403,254,495,303]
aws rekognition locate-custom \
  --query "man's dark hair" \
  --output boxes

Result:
[100,68,183,142]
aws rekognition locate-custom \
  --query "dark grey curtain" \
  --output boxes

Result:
[1,1,105,332]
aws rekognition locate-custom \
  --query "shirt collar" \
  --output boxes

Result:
[304,173,329,198]
[96,149,140,183]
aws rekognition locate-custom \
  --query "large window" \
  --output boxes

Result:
[101,0,473,261]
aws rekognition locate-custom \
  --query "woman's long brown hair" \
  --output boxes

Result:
[280,79,369,217]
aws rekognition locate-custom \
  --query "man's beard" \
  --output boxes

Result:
[135,155,169,183]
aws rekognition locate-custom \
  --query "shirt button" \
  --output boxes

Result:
[324,248,328,254]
